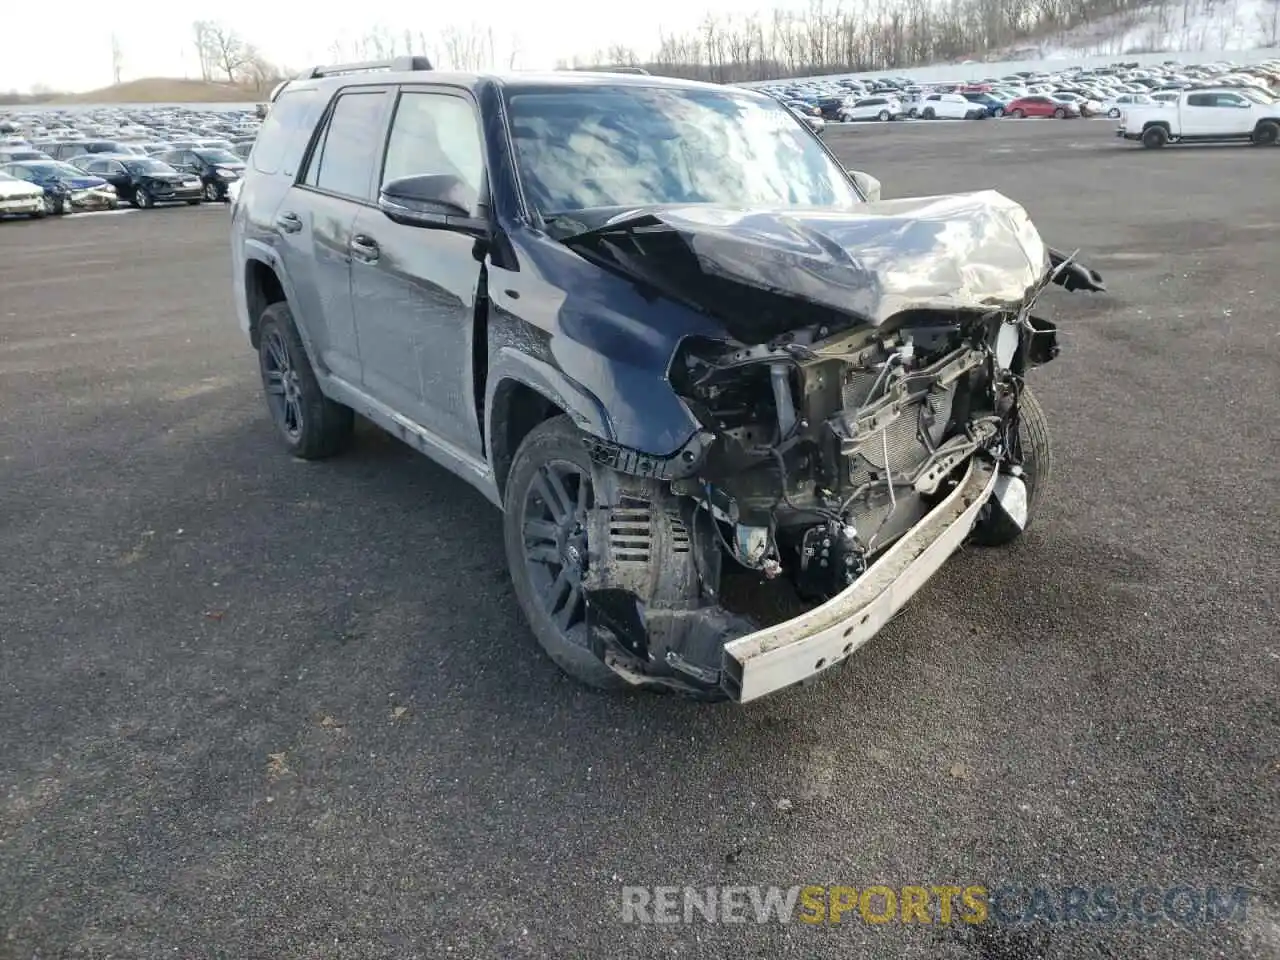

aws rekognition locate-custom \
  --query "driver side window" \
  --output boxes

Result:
[381,92,484,214]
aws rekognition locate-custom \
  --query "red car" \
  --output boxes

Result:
[1005,95,1080,119]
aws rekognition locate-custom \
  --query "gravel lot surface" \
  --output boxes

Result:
[1,119,1276,960]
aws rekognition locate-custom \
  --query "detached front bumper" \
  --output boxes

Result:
[721,457,998,703]
[66,189,117,211]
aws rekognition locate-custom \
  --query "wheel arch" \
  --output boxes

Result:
[485,352,616,498]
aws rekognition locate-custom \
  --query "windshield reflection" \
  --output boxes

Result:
[505,86,862,220]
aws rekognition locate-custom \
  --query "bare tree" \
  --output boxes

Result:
[207,23,249,82]
[111,34,123,85]
[192,21,214,81]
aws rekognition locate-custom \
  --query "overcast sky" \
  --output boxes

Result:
[3,1,808,93]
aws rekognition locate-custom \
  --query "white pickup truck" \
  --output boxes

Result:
[1117,88,1280,147]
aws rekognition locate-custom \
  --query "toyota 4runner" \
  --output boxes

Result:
[230,57,1105,703]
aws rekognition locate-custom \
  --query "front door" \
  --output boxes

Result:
[349,87,487,455]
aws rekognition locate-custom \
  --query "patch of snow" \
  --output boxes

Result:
[1017,0,1279,57]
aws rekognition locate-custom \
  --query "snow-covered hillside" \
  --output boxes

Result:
[1003,0,1279,57]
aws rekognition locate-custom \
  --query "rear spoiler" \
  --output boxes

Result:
[269,56,434,102]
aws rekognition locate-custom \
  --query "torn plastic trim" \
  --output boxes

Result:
[582,428,716,479]
[721,456,998,703]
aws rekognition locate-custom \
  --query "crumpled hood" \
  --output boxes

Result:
[567,190,1051,328]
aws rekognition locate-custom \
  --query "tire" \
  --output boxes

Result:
[503,416,628,692]
[971,387,1053,547]
[907,107,919,118]
[203,181,221,202]
[134,186,153,209]
[922,108,935,120]
[993,107,1005,117]
[1108,107,1121,118]
[1252,120,1279,145]
[1141,125,1168,149]
[256,302,353,459]
[1010,108,1025,118]
[877,110,890,121]
[29,208,46,220]
[1053,107,1067,118]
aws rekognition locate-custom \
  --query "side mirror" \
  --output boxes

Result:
[378,174,487,237]
[847,169,882,202]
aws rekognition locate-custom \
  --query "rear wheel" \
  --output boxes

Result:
[993,107,1005,117]
[256,302,353,459]
[877,109,890,121]
[1108,107,1121,118]
[1142,125,1168,149]
[971,387,1053,547]
[134,187,152,209]
[1053,107,1067,118]
[922,108,936,120]
[503,416,628,692]
[1010,108,1025,118]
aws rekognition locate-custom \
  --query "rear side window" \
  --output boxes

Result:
[303,90,387,201]
[1186,93,1212,106]
[252,88,323,177]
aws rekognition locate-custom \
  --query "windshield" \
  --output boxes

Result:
[24,162,88,178]
[505,86,862,219]
[124,158,173,174]
[0,171,16,182]
[195,148,239,164]
[1238,87,1276,103]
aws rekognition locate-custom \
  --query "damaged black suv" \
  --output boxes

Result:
[231,57,1104,703]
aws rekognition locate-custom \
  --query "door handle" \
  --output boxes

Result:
[350,234,380,262]
[275,211,302,234]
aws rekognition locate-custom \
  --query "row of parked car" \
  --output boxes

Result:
[765,57,1280,130]
[0,106,260,220]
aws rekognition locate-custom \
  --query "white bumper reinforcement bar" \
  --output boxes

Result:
[721,457,998,703]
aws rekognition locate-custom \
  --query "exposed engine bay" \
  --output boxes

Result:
[562,193,1106,699]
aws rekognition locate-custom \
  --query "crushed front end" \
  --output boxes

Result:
[563,193,1104,702]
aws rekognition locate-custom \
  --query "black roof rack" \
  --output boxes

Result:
[301,56,434,81]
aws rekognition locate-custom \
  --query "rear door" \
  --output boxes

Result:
[281,86,393,386]
[347,85,487,454]
[1180,93,1218,135]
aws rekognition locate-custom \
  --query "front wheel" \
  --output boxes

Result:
[877,110,890,121]
[993,107,1005,117]
[1253,120,1279,145]
[503,416,628,692]
[256,302,354,459]
[971,387,1053,547]
[1010,108,1025,118]
[134,187,153,209]
[1108,107,1121,118]
[203,181,221,202]
[1054,107,1067,118]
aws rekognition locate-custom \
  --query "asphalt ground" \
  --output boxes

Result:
[1,118,1277,960]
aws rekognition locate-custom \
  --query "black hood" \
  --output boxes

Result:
[559,191,1096,341]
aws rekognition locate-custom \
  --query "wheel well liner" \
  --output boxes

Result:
[1142,120,1171,132]
[245,259,287,348]
[490,379,565,496]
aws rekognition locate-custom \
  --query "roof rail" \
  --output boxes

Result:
[302,56,434,80]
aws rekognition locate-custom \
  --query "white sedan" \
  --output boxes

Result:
[0,170,46,218]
